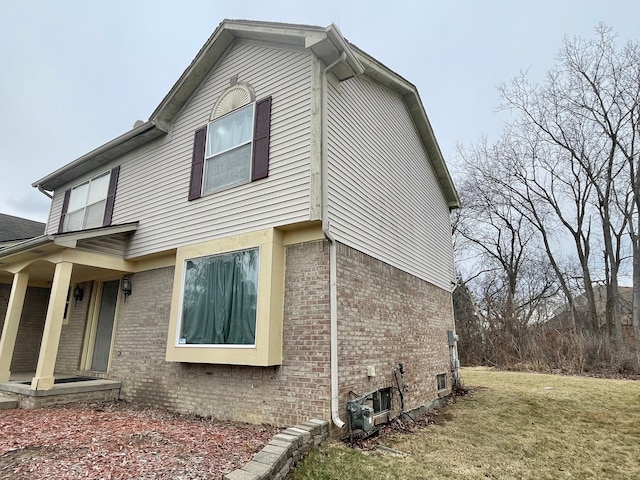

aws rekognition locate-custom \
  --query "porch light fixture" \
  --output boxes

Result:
[122,277,132,300]
[73,285,83,306]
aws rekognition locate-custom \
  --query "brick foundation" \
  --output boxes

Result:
[16,387,120,409]
[2,239,454,429]
[335,242,454,430]
[108,240,332,426]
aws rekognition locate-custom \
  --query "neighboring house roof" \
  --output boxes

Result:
[32,19,460,209]
[0,213,45,242]
[548,285,633,328]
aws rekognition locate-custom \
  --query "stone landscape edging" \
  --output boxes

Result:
[223,418,329,480]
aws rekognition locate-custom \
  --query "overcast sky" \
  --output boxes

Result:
[1,0,638,223]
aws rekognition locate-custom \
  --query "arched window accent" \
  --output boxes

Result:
[188,82,271,201]
[210,83,255,120]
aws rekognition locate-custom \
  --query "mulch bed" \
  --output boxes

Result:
[0,401,278,479]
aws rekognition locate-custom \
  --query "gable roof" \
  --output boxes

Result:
[32,19,459,208]
[0,213,46,242]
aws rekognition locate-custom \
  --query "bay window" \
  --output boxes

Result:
[166,227,284,366]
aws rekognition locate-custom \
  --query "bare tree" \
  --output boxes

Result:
[455,141,560,365]
[499,25,640,342]
[503,128,599,333]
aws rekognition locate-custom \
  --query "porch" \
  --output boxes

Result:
[0,224,137,409]
[0,372,121,410]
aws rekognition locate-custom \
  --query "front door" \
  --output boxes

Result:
[90,280,119,372]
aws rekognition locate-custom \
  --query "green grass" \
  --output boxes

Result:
[288,367,640,479]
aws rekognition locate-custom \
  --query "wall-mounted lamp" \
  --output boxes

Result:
[73,285,83,307]
[122,277,132,301]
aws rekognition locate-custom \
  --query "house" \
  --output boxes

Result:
[548,285,635,341]
[0,20,460,432]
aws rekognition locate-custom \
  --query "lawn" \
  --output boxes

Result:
[288,367,640,479]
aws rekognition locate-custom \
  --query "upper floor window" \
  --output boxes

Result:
[64,171,110,231]
[58,166,120,233]
[187,82,272,201]
[203,103,255,194]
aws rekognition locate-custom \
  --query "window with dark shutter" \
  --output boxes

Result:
[58,189,71,233]
[58,169,117,232]
[188,127,207,201]
[188,94,272,200]
[102,165,120,227]
[252,96,272,181]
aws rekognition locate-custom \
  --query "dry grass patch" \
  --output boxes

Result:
[288,367,640,479]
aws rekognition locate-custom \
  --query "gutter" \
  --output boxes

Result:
[0,235,54,258]
[36,184,53,199]
[32,120,165,191]
[321,51,347,429]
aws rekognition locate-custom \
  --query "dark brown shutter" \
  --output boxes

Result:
[58,189,71,233]
[251,96,272,181]
[188,126,207,201]
[102,165,120,227]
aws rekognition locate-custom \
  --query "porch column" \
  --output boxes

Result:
[0,271,30,382]
[31,261,73,390]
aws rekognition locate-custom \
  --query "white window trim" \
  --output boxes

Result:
[175,247,260,348]
[202,103,256,195]
[64,170,111,232]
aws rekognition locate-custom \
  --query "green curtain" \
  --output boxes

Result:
[181,249,258,345]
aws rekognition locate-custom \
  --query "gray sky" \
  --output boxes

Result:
[1,0,638,222]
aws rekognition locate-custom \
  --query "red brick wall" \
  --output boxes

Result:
[0,283,48,373]
[336,243,454,422]
[108,240,332,426]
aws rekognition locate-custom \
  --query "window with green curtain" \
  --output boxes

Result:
[179,248,259,345]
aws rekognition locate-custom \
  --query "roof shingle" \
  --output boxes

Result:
[0,213,45,242]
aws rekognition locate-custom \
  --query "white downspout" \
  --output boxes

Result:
[321,51,347,429]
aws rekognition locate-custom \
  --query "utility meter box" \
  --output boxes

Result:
[347,401,374,432]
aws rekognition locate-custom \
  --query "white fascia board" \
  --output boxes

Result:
[33,121,166,192]
[52,222,139,248]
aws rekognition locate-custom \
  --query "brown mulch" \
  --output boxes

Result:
[0,401,278,480]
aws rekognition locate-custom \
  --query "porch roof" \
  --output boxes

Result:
[0,223,139,285]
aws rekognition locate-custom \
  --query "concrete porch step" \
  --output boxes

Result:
[0,396,18,410]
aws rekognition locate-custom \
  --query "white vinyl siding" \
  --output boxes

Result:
[327,76,455,291]
[90,42,312,258]
[46,192,65,234]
